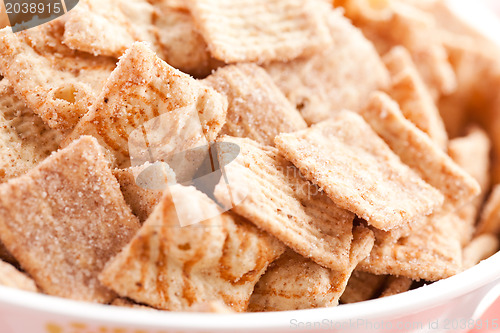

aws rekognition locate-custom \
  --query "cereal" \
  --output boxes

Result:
[63,0,218,77]
[462,234,500,270]
[379,276,413,298]
[0,136,141,302]
[339,0,457,98]
[214,136,355,271]
[0,242,16,264]
[359,213,463,281]
[63,0,155,58]
[0,79,63,183]
[100,185,284,311]
[203,63,307,146]
[383,46,448,148]
[248,226,374,311]
[476,185,500,236]
[64,42,227,168]
[188,0,332,64]
[113,163,175,223]
[275,111,443,231]
[0,259,38,292]
[0,21,116,129]
[340,271,386,304]
[265,9,389,124]
[360,92,480,213]
[448,127,491,245]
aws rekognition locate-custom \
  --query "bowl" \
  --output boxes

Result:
[1,1,499,332]
[0,251,499,333]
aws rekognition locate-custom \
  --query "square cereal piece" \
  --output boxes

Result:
[113,162,176,223]
[383,46,448,149]
[379,276,413,298]
[0,113,33,182]
[360,92,480,214]
[63,0,155,58]
[275,111,443,231]
[188,0,332,64]
[100,185,285,311]
[149,0,222,77]
[0,259,38,292]
[0,79,64,183]
[0,136,141,302]
[203,63,307,146]
[370,214,429,242]
[0,21,116,129]
[340,270,386,304]
[340,0,457,98]
[64,42,227,168]
[63,0,218,77]
[462,234,500,270]
[185,301,235,313]
[359,213,463,281]
[265,9,389,125]
[248,226,374,311]
[476,185,500,236]
[448,127,491,245]
[214,136,355,271]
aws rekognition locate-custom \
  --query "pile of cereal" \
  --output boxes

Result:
[0,0,499,312]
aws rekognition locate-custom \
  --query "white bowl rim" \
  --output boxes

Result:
[0,251,499,330]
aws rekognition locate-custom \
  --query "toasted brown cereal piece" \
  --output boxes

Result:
[383,46,448,148]
[65,42,227,168]
[0,21,116,129]
[371,214,428,242]
[214,136,355,271]
[379,276,413,298]
[111,298,156,310]
[448,127,491,193]
[0,260,38,292]
[0,136,141,303]
[275,111,443,231]
[0,113,33,183]
[0,2,8,30]
[188,0,332,64]
[151,0,223,77]
[203,63,307,146]
[448,127,491,245]
[248,226,374,311]
[359,213,463,281]
[339,0,456,98]
[438,32,500,139]
[360,92,480,213]
[265,9,389,125]
[0,80,64,183]
[63,0,155,58]
[100,185,285,311]
[462,234,500,270]
[63,0,218,77]
[0,242,16,265]
[186,301,235,313]
[340,270,387,304]
[113,163,175,223]
[476,185,500,236]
